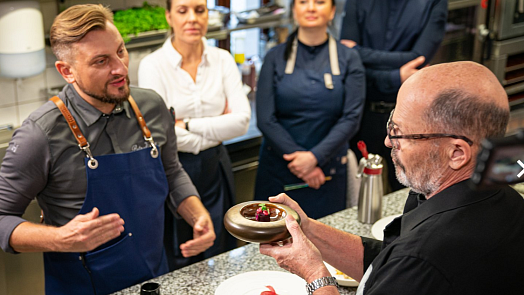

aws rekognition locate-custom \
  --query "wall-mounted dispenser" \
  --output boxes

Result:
[0,1,46,79]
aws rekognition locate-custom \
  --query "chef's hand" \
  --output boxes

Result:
[400,56,425,83]
[341,39,357,48]
[57,207,125,252]
[267,193,310,233]
[179,215,216,257]
[283,151,318,178]
[259,215,332,284]
[302,167,326,190]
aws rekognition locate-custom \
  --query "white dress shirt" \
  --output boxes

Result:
[138,37,251,154]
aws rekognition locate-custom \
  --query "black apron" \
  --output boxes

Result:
[164,144,236,270]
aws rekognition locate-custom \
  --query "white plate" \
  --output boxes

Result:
[215,271,306,295]
[324,262,359,287]
[371,214,402,240]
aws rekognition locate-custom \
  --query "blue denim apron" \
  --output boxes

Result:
[44,96,169,295]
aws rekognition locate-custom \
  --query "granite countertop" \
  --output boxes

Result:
[112,189,411,295]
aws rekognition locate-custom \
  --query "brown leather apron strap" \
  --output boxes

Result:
[50,95,158,162]
[50,96,88,148]
[128,95,158,158]
[128,95,151,138]
[50,96,99,169]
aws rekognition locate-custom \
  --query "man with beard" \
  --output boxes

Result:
[0,4,214,295]
[259,61,524,295]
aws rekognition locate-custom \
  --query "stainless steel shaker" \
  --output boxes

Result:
[356,141,384,224]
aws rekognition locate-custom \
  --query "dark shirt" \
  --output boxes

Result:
[360,180,524,294]
[256,38,365,166]
[0,84,198,253]
[340,0,448,100]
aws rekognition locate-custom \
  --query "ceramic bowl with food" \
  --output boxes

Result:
[223,201,301,243]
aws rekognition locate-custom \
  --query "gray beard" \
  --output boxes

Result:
[392,148,443,196]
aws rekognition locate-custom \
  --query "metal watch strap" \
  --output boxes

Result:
[306,276,338,295]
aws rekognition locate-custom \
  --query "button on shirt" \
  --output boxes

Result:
[138,37,251,154]
[0,84,198,253]
[340,0,448,101]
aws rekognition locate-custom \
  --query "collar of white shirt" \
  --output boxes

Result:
[163,36,209,68]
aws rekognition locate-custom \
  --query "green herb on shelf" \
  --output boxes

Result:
[113,1,169,43]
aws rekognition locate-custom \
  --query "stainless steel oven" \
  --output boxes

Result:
[476,0,524,109]
[492,0,524,40]
[432,1,480,64]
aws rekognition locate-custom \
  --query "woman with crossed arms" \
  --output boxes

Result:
[139,0,250,270]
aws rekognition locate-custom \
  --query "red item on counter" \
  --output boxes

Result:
[260,285,278,295]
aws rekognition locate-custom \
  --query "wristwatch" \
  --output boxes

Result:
[183,118,190,131]
[306,276,338,295]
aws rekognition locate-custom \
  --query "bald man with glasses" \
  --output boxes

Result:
[258,61,524,295]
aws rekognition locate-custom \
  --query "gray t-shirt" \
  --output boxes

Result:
[0,84,198,253]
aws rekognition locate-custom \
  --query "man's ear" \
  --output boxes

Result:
[447,139,472,170]
[55,61,75,84]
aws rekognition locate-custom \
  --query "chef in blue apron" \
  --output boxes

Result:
[44,96,170,295]
[0,5,214,295]
[254,0,365,219]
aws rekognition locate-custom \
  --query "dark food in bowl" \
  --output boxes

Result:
[256,203,270,222]
[241,203,286,222]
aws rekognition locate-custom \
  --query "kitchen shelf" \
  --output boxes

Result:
[124,15,292,51]
[208,15,291,39]
[124,29,169,50]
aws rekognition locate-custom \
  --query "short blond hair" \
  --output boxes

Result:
[50,4,114,62]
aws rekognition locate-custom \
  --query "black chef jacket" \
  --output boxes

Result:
[359,180,524,295]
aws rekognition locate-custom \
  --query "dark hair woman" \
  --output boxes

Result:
[254,0,365,218]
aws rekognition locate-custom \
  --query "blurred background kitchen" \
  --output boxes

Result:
[0,0,524,294]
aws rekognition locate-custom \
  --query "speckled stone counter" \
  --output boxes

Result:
[112,188,411,295]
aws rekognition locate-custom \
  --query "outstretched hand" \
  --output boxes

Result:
[57,207,125,252]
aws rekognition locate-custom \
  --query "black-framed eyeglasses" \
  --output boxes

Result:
[387,109,474,149]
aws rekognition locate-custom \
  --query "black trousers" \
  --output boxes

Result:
[164,145,236,271]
